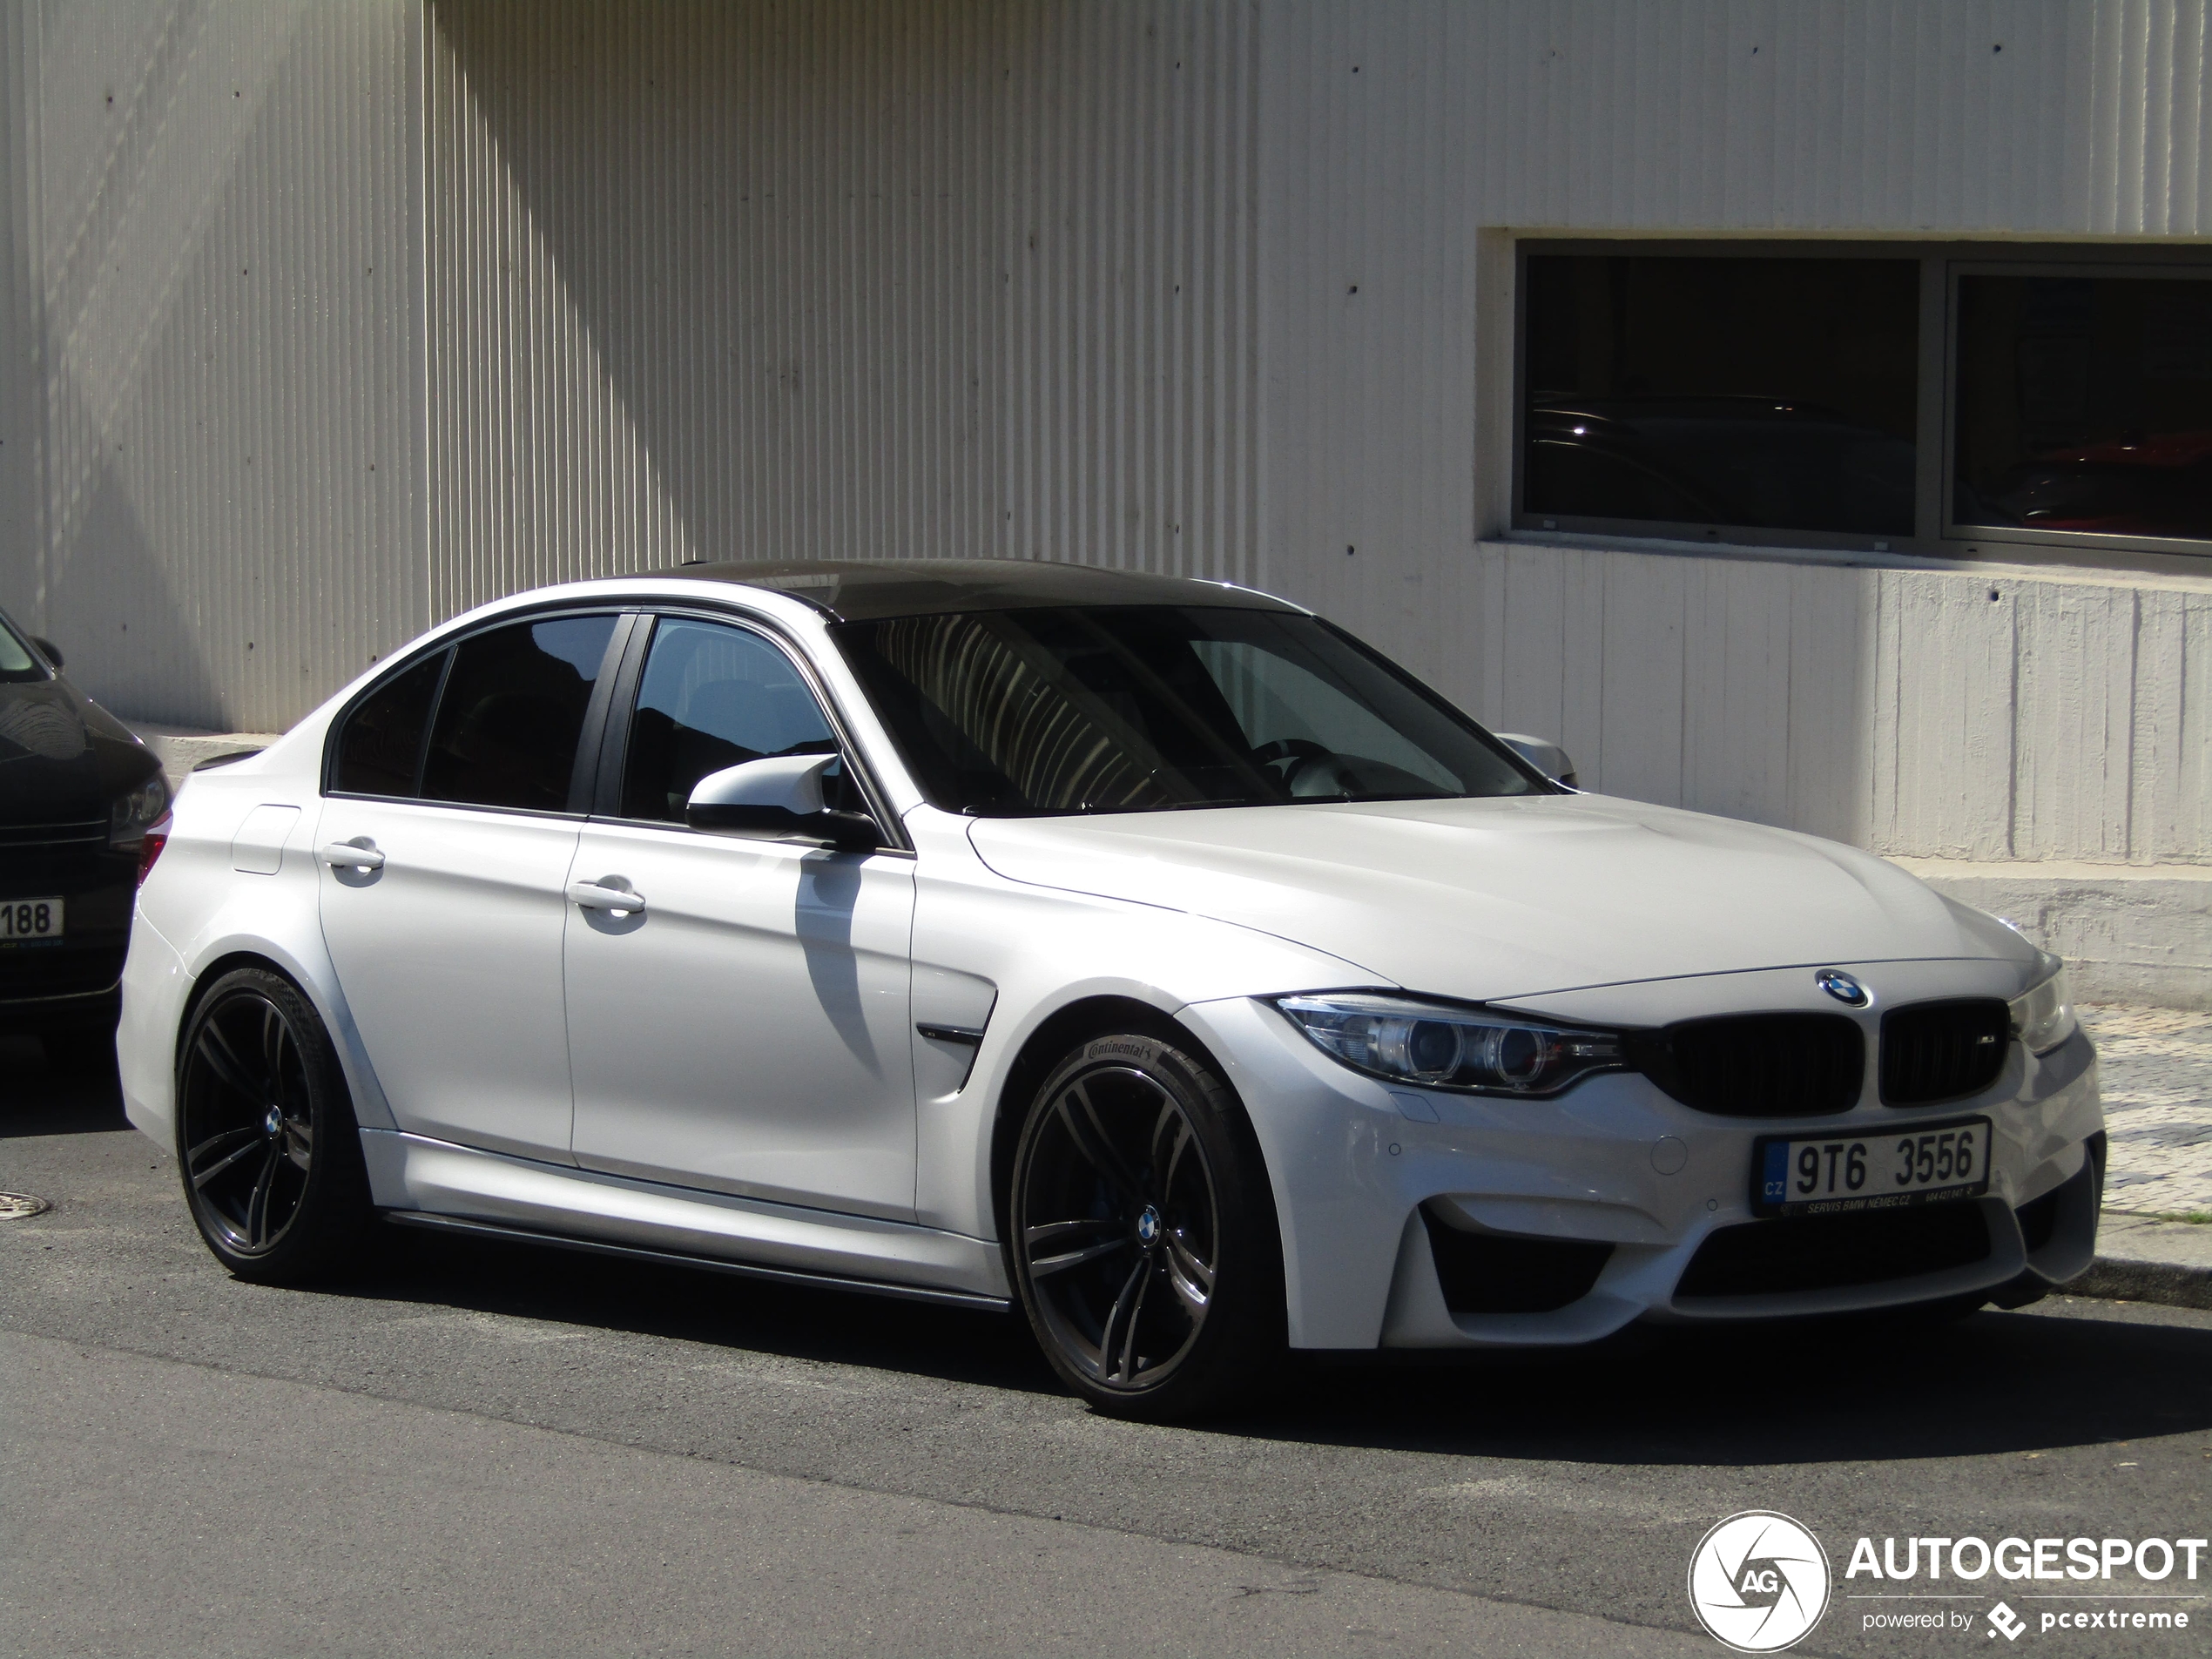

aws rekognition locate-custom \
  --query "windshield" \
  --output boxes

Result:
[0,613,47,684]
[833,605,1543,817]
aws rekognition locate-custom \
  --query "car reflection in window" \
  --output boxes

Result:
[1526,398,1917,539]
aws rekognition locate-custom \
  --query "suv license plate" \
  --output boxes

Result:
[0,896,64,946]
[1752,1116,1992,1217]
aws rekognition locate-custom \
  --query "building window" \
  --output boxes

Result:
[1522,253,1919,539]
[1515,242,2212,563]
[1953,272,2212,547]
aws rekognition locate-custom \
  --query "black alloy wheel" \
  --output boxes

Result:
[176,967,372,1282]
[1009,1032,1283,1420]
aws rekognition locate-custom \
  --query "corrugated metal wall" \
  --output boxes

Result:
[1251,0,2212,865]
[0,0,425,732]
[423,0,1010,613]
[2,0,2205,867]
[998,3,1263,584]
[421,0,1263,610]
[0,2,39,610]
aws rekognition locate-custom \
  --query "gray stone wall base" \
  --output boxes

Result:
[1892,860,2212,1012]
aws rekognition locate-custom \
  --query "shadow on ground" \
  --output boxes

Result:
[10,1029,2209,1467]
[1,1033,129,1136]
[316,1216,2212,1468]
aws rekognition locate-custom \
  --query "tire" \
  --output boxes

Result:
[1008,1031,1284,1420]
[174,967,374,1284]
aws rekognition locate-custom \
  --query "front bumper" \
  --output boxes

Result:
[1182,974,2104,1352]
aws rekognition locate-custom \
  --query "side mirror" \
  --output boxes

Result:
[685,753,880,850]
[1494,732,1578,791]
[30,636,63,671]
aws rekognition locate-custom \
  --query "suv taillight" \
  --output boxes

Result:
[135,817,171,887]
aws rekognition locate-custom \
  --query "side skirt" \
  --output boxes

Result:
[385,1211,1010,1313]
[360,1128,1011,1305]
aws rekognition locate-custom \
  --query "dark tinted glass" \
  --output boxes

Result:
[1522,254,1919,536]
[0,613,46,684]
[834,606,1538,817]
[331,652,445,797]
[620,618,842,822]
[1954,273,2212,543]
[421,615,617,812]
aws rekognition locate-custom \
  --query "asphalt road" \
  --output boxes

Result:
[4,1035,2209,1659]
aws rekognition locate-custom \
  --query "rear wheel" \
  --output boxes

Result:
[175,968,373,1283]
[1008,1032,1283,1420]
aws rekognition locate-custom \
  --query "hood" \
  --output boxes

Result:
[0,677,160,826]
[967,793,2033,1002]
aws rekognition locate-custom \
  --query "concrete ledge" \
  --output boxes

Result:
[1891,859,2212,1011]
[127,723,280,793]
[2067,1211,2212,1311]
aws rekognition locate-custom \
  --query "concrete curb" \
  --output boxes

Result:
[2067,1258,2212,1312]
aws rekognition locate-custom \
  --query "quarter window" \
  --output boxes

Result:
[331,651,445,797]
[618,617,841,823]
[420,615,618,813]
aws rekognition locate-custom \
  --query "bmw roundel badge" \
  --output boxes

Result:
[1814,968,1869,1008]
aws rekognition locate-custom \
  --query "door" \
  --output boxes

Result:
[318,612,623,1163]
[563,614,918,1220]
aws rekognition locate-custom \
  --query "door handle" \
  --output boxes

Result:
[319,840,386,871]
[568,880,645,914]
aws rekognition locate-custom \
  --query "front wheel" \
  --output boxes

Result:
[1008,1032,1283,1420]
[175,967,374,1283]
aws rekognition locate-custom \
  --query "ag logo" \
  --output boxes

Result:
[1688,1511,1831,1652]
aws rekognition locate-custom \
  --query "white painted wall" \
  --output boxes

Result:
[3,1,2207,911]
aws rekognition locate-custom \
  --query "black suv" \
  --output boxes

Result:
[0,610,169,1065]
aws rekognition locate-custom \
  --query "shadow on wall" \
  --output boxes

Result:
[47,454,225,729]
[423,0,1010,607]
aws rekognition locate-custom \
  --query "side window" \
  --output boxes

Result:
[619,617,840,823]
[421,615,618,813]
[331,651,446,797]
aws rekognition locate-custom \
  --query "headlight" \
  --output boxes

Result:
[1267,991,1623,1097]
[108,774,171,846]
[2009,955,2077,1057]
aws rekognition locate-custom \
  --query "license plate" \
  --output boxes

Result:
[0,895,64,945]
[1752,1116,1992,1217]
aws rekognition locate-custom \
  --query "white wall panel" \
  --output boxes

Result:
[423,0,1012,615]
[999,1,1262,583]
[4,0,2205,870]
[1440,542,2209,866]
[2,0,426,733]
[0,1,39,611]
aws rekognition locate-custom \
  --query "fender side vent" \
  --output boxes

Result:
[1420,1205,1613,1314]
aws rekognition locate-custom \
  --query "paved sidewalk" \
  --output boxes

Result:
[2086,1005,2212,1217]
[2079,1005,2212,1307]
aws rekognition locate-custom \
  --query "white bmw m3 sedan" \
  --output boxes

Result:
[118,560,2105,1418]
